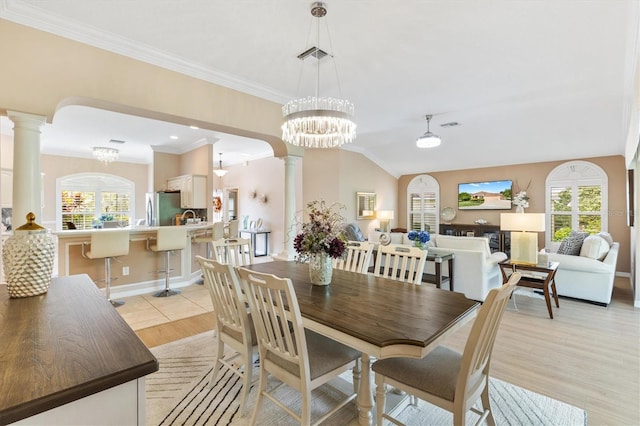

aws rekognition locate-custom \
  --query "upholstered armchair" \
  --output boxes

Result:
[341,223,366,242]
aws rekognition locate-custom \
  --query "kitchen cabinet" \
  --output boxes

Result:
[167,175,207,208]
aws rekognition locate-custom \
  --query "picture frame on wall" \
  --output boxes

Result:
[356,192,376,219]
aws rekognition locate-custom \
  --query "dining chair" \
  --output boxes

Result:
[372,272,522,426]
[334,240,374,274]
[372,243,427,285]
[212,237,254,266]
[236,267,361,426]
[196,256,257,416]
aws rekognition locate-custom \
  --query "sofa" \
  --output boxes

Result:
[547,236,619,306]
[369,231,507,301]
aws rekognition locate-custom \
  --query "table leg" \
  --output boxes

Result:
[551,277,560,308]
[357,353,374,426]
[543,277,554,319]
[435,261,442,289]
[448,258,454,292]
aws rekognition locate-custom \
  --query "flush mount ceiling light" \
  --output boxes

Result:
[213,153,228,177]
[416,115,442,148]
[93,146,119,163]
[281,2,356,149]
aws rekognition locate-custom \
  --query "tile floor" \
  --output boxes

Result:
[118,282,213,331]
[118,255,273,331]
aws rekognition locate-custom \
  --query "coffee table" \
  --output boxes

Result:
[499,259,560,319]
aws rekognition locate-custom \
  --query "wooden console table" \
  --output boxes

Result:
[439,223,511,255]
[239,229,271,257]
[0,274,158,425]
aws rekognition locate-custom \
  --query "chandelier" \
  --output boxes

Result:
[213,153,228,177]
[93,146,119,163]
[281,2,356,149]
[416,115,442,148]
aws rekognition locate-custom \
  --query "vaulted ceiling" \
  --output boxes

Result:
[1,1,638,176]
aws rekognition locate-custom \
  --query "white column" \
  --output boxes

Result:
[7,111,46,227]
[274,155,299,261]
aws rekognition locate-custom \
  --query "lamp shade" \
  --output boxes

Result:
[377,210,395,220]
[500,213,545,232]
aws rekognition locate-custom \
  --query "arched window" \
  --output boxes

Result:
[545,160,608,249]
[57,173,134,230]
[407,175,440,233]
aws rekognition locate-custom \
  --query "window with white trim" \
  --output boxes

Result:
[407,175,440,233]
[57,173,134,230]
[545,160,607,249]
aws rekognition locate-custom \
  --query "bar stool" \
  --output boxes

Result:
[82,229,130,307]
[147,226,188,297]
[192,222,224,258]
[226,219,239,238]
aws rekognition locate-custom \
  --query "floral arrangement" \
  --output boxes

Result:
[512,191,530,209]
[294,200,346,262]
[407,230,430,248]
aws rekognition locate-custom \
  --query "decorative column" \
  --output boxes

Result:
[275,155,299,260]
[7,111,46,226]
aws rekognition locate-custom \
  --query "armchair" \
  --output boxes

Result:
[432,235,507,301]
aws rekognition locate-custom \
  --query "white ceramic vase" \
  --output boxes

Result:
[308,252,333,285]
[516,205,525,213]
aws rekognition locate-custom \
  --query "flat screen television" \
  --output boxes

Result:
[458,179,512,210]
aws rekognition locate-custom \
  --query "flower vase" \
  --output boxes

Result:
[309,252,333,286]
[516,206,525,213]
[413,240,424,249]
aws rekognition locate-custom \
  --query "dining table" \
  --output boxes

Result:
[243,260,480,425]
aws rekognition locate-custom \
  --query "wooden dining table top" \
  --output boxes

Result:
[242,260,479,356]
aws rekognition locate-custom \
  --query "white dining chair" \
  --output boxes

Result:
[212,237,254,267]
[372,243,427,285]
[373,272,521,426]
[196,256,257,416]
[334,240,374,274]
[236,267,360,426]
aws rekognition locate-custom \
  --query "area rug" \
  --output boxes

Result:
[147,332,587,426]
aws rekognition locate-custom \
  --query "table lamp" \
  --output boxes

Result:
[377,210,394,232]
[500,213,545,265]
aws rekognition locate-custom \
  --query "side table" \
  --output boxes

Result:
[423,248,455,291]
[239,229,271,257]
[499,260,560,319]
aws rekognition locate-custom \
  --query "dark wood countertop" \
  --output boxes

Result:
[0,274,158,424]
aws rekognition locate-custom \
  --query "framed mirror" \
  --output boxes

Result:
[356,192,376,219]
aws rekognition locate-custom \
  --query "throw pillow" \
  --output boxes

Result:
[580,235,610,260]
[557,231,589,256]
[597,231,613,246]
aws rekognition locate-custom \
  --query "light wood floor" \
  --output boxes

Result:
[123,276,640,425]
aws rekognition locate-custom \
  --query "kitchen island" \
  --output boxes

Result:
[55,223,215,298]
[0,274,158,425]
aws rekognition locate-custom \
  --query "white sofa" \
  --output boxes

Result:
[548,241,619,306]
[368,231,507,301]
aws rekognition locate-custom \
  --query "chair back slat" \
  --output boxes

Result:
[372,244,427,285]
[334,241,373,274]
[456,272,520,400]
[237,267,310,381]
[212,238,254,266]
[197,256,249,343]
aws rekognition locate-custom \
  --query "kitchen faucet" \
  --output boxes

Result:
[181,210,196,223]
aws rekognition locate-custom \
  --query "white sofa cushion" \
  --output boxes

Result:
[580,235,610,260]
[434,235,491,258]
[597,231,613,246]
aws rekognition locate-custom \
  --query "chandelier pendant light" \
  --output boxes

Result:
[416,114,442,148]
[213,153,228,177]
[93,146,119,163]
[281,2,356,149]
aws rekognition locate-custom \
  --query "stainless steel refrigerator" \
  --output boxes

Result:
[146,191,182,226]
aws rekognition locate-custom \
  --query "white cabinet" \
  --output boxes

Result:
[167,175,207,208]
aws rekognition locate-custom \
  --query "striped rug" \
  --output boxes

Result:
[146,332,587,425]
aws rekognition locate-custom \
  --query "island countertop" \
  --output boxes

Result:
[53,222,216,238]
[0,274,159,424]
